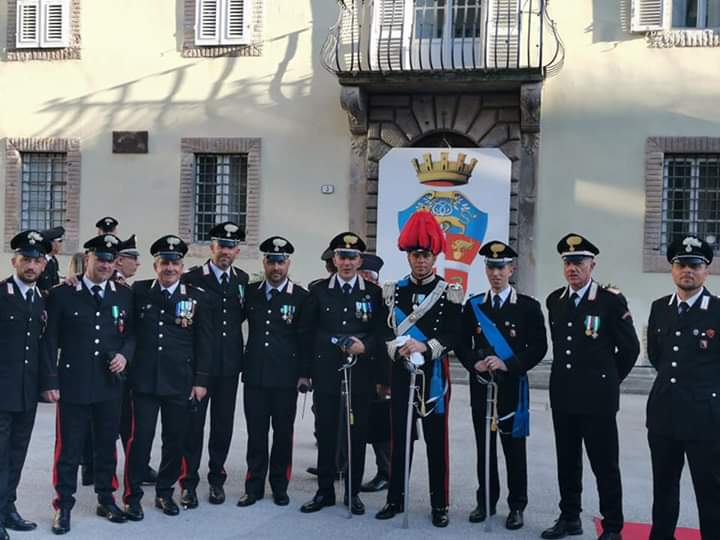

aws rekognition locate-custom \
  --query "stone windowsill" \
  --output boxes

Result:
[647,28,720,48]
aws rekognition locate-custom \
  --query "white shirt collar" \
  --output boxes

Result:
[209,261,231,283]
[677,288,704,309]
[82,275,107,294]
[337,275,358,290]
[161,280,180,296]
[569,280,592,302]
[265,279,288,295]
[12,275,36,299]
[490,285,511,306]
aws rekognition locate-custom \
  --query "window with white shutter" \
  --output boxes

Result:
[631,0,720,31]
[15,0,69,49]
[195,0,252,46]
[486,0,520,69]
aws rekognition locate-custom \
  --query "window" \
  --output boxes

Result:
[413,0,482,40]
[20,152,67,230]
[195,0,252,46]
[672,0,720,28]
[661,154,720,251]
[193,154,248,241]
[15,0,69,48]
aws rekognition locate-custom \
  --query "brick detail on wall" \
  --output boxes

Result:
[182,0,264,58]
[179,137,261,259]
[643,136,720,273]
[4,137,82,253]
[5,0,82,61]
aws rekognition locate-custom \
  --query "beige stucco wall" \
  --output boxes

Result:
[0,0,349,286]
[537,0,720,356]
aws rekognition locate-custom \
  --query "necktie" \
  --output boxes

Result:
[25,289,34,306]
[342,283,352,296]
[678,301,690,316]
[221,272,229,293]
[569,292,579,307]
[493,295,502,311]
[268,288,279,302]
[162,290,172,301]
[91,285,102,306]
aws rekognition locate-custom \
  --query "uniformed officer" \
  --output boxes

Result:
[41,234,136,535]
[37,226,64,294]
[299,232,387,516]
[646,236,720,540]
[122,235,210,520]
[0,231,53,540]
[455,241,547,530]
[541,234,639,540]
[180,222,248,508]
[96,217,119,235]
[375,211,462,528]
[236,237,309,508]
[114,235,141,285]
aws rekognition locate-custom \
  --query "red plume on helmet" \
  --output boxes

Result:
[397,210,446,255]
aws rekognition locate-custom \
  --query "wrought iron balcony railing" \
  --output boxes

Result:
[322,0,564,78]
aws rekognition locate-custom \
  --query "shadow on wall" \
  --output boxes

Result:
[586,0,638,45]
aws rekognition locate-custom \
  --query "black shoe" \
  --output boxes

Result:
[123,503,144,522]
[180,488,198,509]
[299,493,335,513]
[236,493,258,507]
[272,492,290,506]
[96,502,128,523]
[81,465,94,486]
[0,526,8,540]
[597,533,622,540]
[468,504,496,523]
[51,508,71,535]
[141,466,158,486]
[306,467,319,476]
[541,517,583,539]
[342,495,365,515]
[432,507,449,528]
[360,475,389,493]
[208,485,225,505]
[4,504,37,531]
[375,502,403,520]
[506,509,524,530]
[154,496,180,516]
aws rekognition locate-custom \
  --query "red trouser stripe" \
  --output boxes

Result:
[51,403,63,510]
[122,394,137,503]
[285,431,294,482]
[442,356,451,504]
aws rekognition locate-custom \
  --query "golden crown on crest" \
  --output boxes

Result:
[411,152,478,187]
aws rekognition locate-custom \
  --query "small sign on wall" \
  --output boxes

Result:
[112,131,149,154]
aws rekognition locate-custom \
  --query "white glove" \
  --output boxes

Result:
[388,335,424,367]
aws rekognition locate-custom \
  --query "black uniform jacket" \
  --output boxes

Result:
[546,281,639,415]
[182,261,248,377]
[37,255,60,294]
[243,280,310,389]
[130,279,212,397]
[301,274,387,395]
[41,277,136,404]
[456,288,547,413]
[646,288,720,440]
[0,278,47,412]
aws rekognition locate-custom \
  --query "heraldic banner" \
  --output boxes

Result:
[376,148,512,295]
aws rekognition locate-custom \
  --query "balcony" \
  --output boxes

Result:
[321,0,564,88]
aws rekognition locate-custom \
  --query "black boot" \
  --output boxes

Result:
[541,517,583,539]
[4,504,37,531]
[51,508,71,535]
[431,507,449,528]
[375,502,403,520]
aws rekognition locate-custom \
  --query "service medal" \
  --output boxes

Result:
[584,315,600,339]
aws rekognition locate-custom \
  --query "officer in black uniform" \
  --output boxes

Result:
[122,235,211,521]
[646,235,720,540]
[114,235,141,286]
[374,211,462,528]
[37,226,64,294]
[96,217,119,235]
[42,234,136,535]
[236,237,309,508]
[180,221,248,508]
[456,241,547,530]
[299,232,386,516]
[541,234,639,540]
[0,231,53,540]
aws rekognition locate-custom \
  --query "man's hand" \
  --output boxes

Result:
[297,377,312,392]
[63,275,81,287]
[346,337,366,355]
[376,384,391,399]
[474,359,490,373]
[485,355,508,372]
[109,353,127,374]
[191,386,207,401]
[43,389,60,402]
[399,338,427,358]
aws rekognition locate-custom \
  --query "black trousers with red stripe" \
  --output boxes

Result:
[387,359,450,510]
[53,399,122,510]
[242,385,297,497]
[180,375,239,490]
[123,393,189,504]
[81,384,134,469]
[0,406,37,515]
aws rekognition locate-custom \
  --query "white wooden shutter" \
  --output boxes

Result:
[40,0,69,48]
[630,0,671,32]
[195,0,221,45]
[222,0,252,45]
[486,0,519,69]
[370,0,411,71]
[16,0,40,48]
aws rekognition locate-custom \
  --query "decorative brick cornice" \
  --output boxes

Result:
[179,137,261,259]
[4,137,81,253]
[5,0,81,61]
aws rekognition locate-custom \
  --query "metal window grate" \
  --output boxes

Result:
[20,152,67,230]
[661,153,720,252]
[194,153,248,242]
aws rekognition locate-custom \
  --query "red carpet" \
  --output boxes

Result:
[593,517,701,539]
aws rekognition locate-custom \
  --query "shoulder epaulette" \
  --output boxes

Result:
[604,286,621,295]
[446,282,464,304]
[382,281,396,305]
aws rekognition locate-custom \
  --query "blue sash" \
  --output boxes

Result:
[469,294,529,437]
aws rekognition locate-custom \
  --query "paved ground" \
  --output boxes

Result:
[17,386,700,540]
